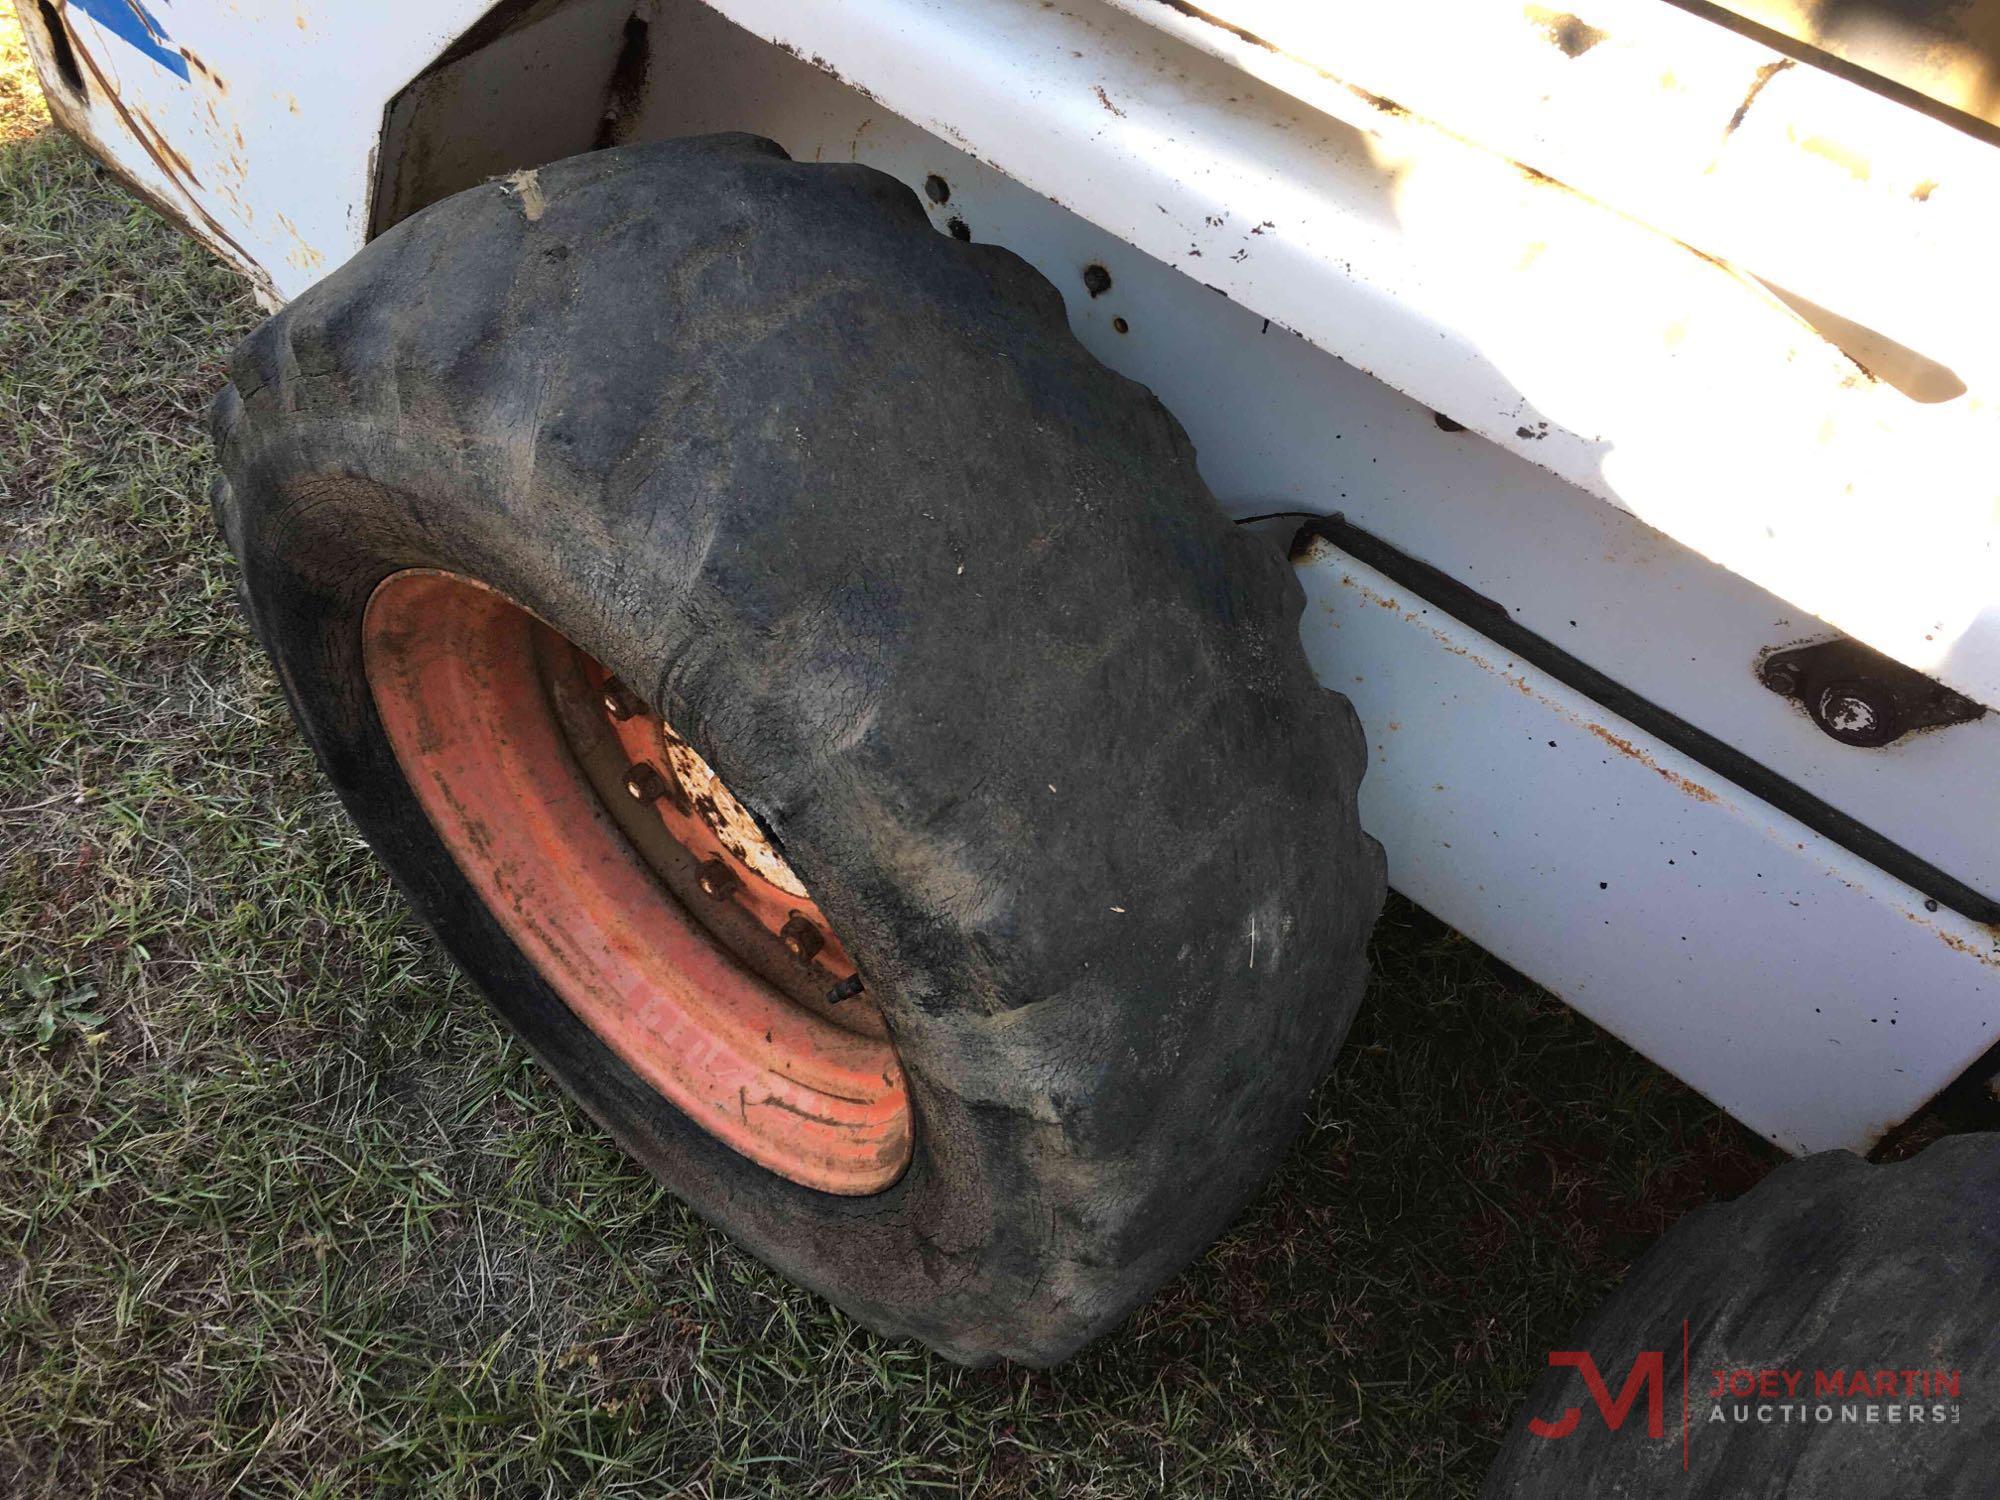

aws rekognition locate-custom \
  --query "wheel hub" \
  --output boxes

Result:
[588,660,861,1005]
[361,569,910,1195]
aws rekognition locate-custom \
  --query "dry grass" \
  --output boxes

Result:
[2,6,49,143]
[0,13,1776,1495]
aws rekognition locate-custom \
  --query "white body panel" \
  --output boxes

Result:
[16,0,2000,1150]
[1104,0,2000,392]
[1296,537,1999,1155]
[18,0,501,300]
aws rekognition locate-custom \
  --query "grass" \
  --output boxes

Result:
[0,15,1777,1496]
[0,7,44,142]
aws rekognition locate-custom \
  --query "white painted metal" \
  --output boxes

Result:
[16,0,2000,1149]
[630,0,2000,909]
[1102,0,2000,393]
[1293,536,1999,1155]
[11,0,501,301]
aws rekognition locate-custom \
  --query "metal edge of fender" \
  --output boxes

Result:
[1662,0,2000,141]
[1288,513,2000,930]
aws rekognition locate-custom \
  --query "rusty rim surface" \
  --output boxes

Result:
[362,569,910,1195]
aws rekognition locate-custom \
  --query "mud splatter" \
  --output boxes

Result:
[500,168,546,221]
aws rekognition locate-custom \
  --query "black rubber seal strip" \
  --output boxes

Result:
[1286,512,2000,928]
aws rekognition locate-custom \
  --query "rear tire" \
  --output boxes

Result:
[1482,1134,2000,1495]
[210,134,1382,1364]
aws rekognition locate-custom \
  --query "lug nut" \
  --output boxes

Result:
[779,913,824,961]
[601,678,644,720]
[826,974,866,1005]
[697,857,740,900]
[624,762,668,802]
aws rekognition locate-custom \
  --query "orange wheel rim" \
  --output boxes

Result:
[362,569,911,1195]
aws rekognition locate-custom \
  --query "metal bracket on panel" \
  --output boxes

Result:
[1759,638,1987,748]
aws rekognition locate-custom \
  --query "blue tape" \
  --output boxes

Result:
[69,0,192,81]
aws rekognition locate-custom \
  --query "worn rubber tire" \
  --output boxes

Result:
[209,135,1383,1365]
[1482,1133,2000,1496]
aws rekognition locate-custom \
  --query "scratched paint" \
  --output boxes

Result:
[69,0,189,78]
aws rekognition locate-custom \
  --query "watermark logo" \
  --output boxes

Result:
[1526,1321,1689,1466]
[1524,1323,1962,1470]
[1526,1350,1666,1441]
[1702,1366,1962,1428]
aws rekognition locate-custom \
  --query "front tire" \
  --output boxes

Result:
[211,135,1382,1364]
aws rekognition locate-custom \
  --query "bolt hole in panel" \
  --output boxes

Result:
[562,0,1997,1149]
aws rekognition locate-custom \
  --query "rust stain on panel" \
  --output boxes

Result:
[274,210,326,272]
[1325,559,1725,808]
[1799,132,1872,181]
[1347,84,1408,117]
[1584,721,1721,802]
[1525,6,1608,58]
[58,26,277,299]
[1904,909,2000,970]
[1725,57,1793,136]
[131,104,200,185]
[177,48,225,91]
[119,0,168,44]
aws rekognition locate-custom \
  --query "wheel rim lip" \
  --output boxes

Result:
[361,568,911,1195]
